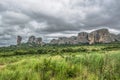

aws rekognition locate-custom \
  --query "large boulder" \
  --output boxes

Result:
[17,35,22,45]
[77,32,89,44]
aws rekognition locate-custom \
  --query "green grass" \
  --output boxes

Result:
[0,44,120,80]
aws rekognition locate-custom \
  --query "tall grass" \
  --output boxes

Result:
[0,44,120,80]
[0,52,119,80]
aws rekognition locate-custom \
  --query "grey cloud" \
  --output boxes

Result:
[0,0,120,46]
[1,11,31,25]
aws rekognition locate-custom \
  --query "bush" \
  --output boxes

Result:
[14,50,36,55]
[37,49,47,54]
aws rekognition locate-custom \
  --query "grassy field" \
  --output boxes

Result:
[0,43,120,80]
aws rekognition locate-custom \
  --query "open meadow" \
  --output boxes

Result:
[0,43,120,80]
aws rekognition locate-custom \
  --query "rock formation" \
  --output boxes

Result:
[88,29,115,44]
[50,39,59,44]
[58,37,67,44]
[77,32,89,44]
[28,36,43,45]
[35,37,42,44]
[16,29,120,46]
[50,28,119,45]
[17,36,22,45]
[116,34,120,41]
[28,36,36,43]
[50,36,78,45]
[69,36,78,44]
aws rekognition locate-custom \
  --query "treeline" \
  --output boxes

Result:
[0,42,120,57]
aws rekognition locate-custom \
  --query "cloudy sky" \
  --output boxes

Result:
[0,0,120,46]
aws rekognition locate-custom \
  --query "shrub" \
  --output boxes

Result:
[37,49,46,54]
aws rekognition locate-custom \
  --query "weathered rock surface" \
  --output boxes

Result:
[88,29,115,44]
[50,39,59,44]
[28,36,42,45]
[35,37,42,44]
[77,32,89,44]
[116,34,120,41]
[28,36,36,43]
[69,36,78,44]
[17,36,22,45]
[50,28,119,45]
[50,36,78,45]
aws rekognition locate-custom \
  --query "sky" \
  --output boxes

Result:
[0,0,120,46]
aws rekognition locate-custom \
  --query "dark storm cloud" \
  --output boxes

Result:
[0,0,120,46]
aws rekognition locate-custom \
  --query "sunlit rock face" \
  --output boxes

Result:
[17,36,22,45]
[77,32,89,44]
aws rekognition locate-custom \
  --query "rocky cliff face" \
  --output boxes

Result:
[50,36,78,45]
[116,34,120,41]
[69,36,78,44]
[77,32,89,44]
[50,39,59,44]
[88,29,115,44]
[28,36,42,45]
[50,28,119,45]
[17,36,22,45]
[28,36,36,43]
[35,37,42,44]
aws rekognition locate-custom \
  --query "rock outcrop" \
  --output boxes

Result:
[77,32,89,44]
[116,34,120,41]
[50,39,59,44]
[88,29,115,44]
[16,29,120,46]
[50,28,119,45]
[28,36,43,45]
[50,36,78,45]
[69,36,78,44]
[35,37,42,45]
[28,36,36,43]
[17,36,22,45]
